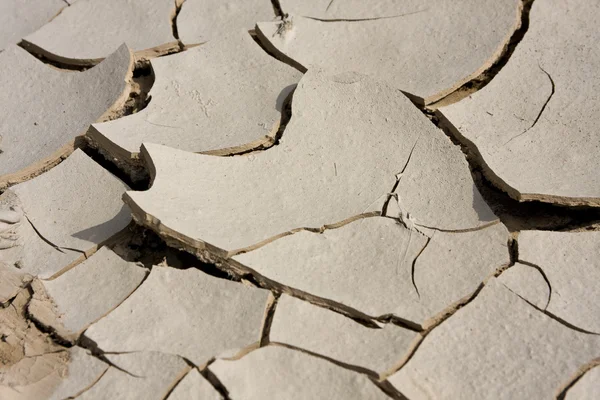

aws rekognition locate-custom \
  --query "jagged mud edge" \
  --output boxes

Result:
[418,0,525,106]
[20,39,182,67]
[0,141,76,190]
[435,111,600,207]
[122,194,431,331]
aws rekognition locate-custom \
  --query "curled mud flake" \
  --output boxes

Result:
[0,44,133,187]
[437,0,600,206]
[255,0,522,104]
[88,30,300,172]
[21,0,179,65]
[0,149,131,280]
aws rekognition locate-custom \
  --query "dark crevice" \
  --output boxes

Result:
[410,236,431,299]
[503,284,600,335]
[18,41,91,71]
[107,224,233,282]
[426,0,536,109]
[83,60,155,188]
[508,234,519,266]
[518,260,553,310]
[171,0,184,41]
[271,342,380,378]
[271,0,284,17]
[416,108,600,233]
[80,144,149,191]
[259,292,279,346]
[202,367,232,400]
[503,63,555,145]
[76,337,141,377]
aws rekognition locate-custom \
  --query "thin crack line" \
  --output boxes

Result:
[325,0,335,12]
[411,235,432,298]
[504,63,555,145]
[502,283,600,335]
[382,137,420,216]
[415,219,501,233]
[519,260,552,310]
[306,8,428,22]
[25,216,65,254]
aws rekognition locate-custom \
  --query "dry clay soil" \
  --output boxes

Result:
[1,0,600,399]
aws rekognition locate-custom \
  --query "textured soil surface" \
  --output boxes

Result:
[1,1,599,399]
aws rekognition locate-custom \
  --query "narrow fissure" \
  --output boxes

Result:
[171,0,185,41]
[503,64,555,145]
[518,260,553,310]
[502,284,600,335]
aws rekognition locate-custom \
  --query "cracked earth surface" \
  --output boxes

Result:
[1,0,599,399]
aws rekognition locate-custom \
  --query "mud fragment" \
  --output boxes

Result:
[0,150,131,279]
[84,267,269,366]
[28,247,147,342]
[0,45,132,187]
[209,346,390,399]
[88,30,300,167]
[437,0,600,206]
[255,0,522,104]
[22,0,179,65]
[388,279,600,399]
[124,71,497,259]
[78,351,190,400]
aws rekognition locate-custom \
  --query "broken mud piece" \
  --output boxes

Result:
[209,345,389,399]
[84,267,269,367]
[21,0,179,66]
[88,30,301,169]
[233,216,509,329]
[167,368,222,400]
[500,231,600,334]
[387,279,600,399]
[1,288,107,400]
[78,351,190,400]
[0,44,132,187]
[0,259,32,305]
[255,0,522,105]
[269,294,419,376]
[177,0,275,46]
[0,149,132,279]
[124,70,497,258]
[0,0,66,50]
[1,346,108,400]
[437,0,600,206]
[563,365,600,400]
[28,247,147,343]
